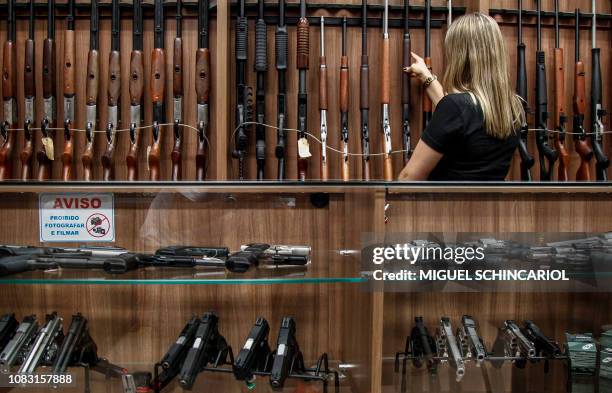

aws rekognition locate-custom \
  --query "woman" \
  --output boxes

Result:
[398,13,523,181]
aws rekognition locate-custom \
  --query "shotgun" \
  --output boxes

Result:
[38,0,57,181]
[401,0,411,165]
[275,0,288,179]
[0,0,16,180]
[340,17,350,181]
[553,0,568,181]
[61,0,76,181]
[127,0,144,181]
[233,0,252,180]
[195,0,210,180]
[255,0,267,180]
[21,0,35,181]
[102,0,121,181]
[360,0,370,180]
[171,0,184,181]
[535,0,558,181]
[319,17,328,181]
[381,0,393,181]
[423,0,432,131]
[572,9,592,181]
[590,0,609,181]
[296,0,309,180]
[83,0,99,181]
[149,0,165,181]
[516,0,534,181]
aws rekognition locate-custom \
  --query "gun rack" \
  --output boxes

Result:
[490,8,612,29]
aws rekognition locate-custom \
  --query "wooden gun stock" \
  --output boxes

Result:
[20,134,33,181]
[61,130,74,181]
[575,140,592,181]
[173,39,183,98]
[108,51,121,107]
[195,49,210,104]
[24,40,35,101]
[63,31,76,97]
[195,138,206,181]
[101,141,115,181]
[151,49,166,104]
[42,39,56,101]
[127,50,144,181]
[126,127,140,181]
[81,138,94,181]
[573,60,591,181]
[86,50,99,106]
[1,40,16,180]
[148,129,161,181]
[0,133,13,180]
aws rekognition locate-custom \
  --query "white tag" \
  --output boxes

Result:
[146,146,151,171]
[277,344,286,356]
[298,137,312,158]
[39,193,115,242]
[193,337,202,349]
[41,137,55,160]
[243,338,254,350]
[176,336,186,345]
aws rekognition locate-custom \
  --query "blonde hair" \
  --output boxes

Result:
[442,13,524,139]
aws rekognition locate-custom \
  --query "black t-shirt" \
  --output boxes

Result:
[421,93,519,181]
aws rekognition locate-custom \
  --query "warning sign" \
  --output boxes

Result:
[39,193,115,242]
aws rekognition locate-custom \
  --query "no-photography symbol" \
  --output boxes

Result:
[86,213,110,238]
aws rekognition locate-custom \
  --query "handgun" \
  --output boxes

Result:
[523,320,561,357]
[52,313,91,374]
[19,313,64,374]
[228,244,311,273]
[178,313,229,390]
[0,315,38,372]
[438,317,465,381]
[156,316,199,389]
[234,317,271,383]
[156,246,229,259]
[270,317,301,390]
[458,315,487,364]
[0,314,18,350]
[410,316,436,370]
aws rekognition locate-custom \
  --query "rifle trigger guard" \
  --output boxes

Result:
[41,118,49,138]
[24,120,32,141]
[64,119,71,141]
[152,122,160,143]
[85,122,93,143]
[129,123,136,144]
[106,123,114,143]
[173,120,181,141]
[198,121,205,143]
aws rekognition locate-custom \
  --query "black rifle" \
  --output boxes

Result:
[0,0,17,180]
[255,0,268,180]
[38,0,57,181]
[149,0,165,181]
[590,0,609,181]
[523,320,561,357]
[171,0,184,181]
[19,312,64,374]
[0,315,38,372]
[270,317,304,389]
[516,0,534,181]
[275,0,288,180]
[535,0,558,181]
[296,0,309,180]
[83,0,99,181]
[52,313,125,376]
[458,315,486,364]
[127,0,144,182]
[233,0,252,180]
[0,314,18,350]
[401,0,411,164]
[156,316,199,389]
[360,0,370,180]
[178,313,231,390]
[21,0,35,180]
[195,0,210,181]
[102,0,121,181]
[234,317,272,382]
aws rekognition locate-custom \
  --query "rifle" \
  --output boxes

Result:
[275,0,288,180]
[62,0,76,181]
[553,0,568,181]
[401,0,411,165]
[381,0,393,181]
[178,313,231,390]
[102,0,121,181]
[572,9,592,181]
[437,317,465,381]
[590,0,609,181]
[233,0,252,180]
[0,0,16,180]
[270,317,302,389]
[296,0,310,180]
[340,17,350,181]
[19,312,64,374]
[255,0,267,180]
[516,0,534,181]
[37,0,57,181]
[319,17,329,181]
[535,0,558,181]
[457,315,486,364]
[20,0,36,181]
[422,0,432,131]
[127,0,144,181]
[360,0,370,180]
[83,0,99,181]
[157,316,199,389]
[171,0,184,181]
[234,317,271,382]
[0,315,38,372]
[195,0,210,181]
[149,0,165,181]
[52,313,125,377]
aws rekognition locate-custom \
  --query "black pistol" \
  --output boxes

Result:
[234,317,271,384]
[156,316,199,389]
[270,317,302,389]
[0,314,18,350]
[0,315,38,372]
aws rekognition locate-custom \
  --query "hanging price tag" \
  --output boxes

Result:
[41,137,55,160]
[297,137,312,158]
[146,146,151,171]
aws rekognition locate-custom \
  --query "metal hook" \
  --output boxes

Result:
[85,122,94,143]
[173,119,181,141]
